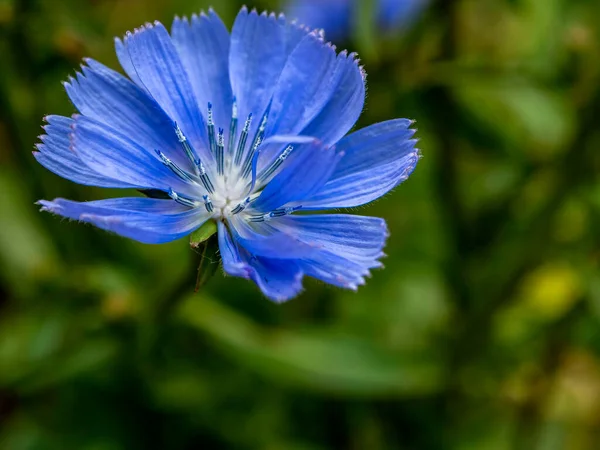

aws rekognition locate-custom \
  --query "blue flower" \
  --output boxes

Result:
[36,7,419,302]
[286,0,426,42]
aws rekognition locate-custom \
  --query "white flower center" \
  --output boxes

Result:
[157,101,300,224]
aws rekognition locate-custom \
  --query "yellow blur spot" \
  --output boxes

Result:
[102,293,135,321]
[520,262,582,320]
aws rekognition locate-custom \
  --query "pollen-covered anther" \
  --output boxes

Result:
[168,188,200,208]
[234,113,253,166]
[174,123,201,175]
[230,197,251,215]
[228,97,238,156]
[240,112,268,178]
[216,127,225,175]
[258,145,294,184]
[203,195,214,213]
[196,161,215,193]
[155,149,196,184]
[249,205,302,222]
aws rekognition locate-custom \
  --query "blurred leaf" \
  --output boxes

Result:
[0,169,58,294]
[354,0,378,59]
[177,295,443,397]
[18,339,117,394]
[453,79,576,159]
[0,308,117,393]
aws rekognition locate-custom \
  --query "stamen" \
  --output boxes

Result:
[249,206,302,222]
[216,128,225,175]
[155,150,196,184]
[240,112,268,179]
[168,188,200,208]
[203,195,214,213]
[258,145,294,184]
[234,113,252,166]
[230,197,251,215]
[174,123,200,175]
[228,97,238,157]
[207,103,216,156]
[241,134,263,179]
[195,160,215,194]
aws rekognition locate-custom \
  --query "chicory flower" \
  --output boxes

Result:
[36,7,419,302]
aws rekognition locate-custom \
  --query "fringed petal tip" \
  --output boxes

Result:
[36,199,55,213]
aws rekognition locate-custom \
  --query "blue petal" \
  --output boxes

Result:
[114,37,144,87]
[64,59,192,169]
[280,15,320,57]
[229,8,285,140]
[39,197,207,244]
[121,21,210,162]
[34,116,133,188]
[217,221,248,277]
[252,139,340,212]
[244,256,303,303]
[171,11,233,132]
[70,115,192,193]
[228,216,321,259]
[267,31,338,138]
[218,222,304,302]
[299,120,420,209]
[274,214,388,289]
[300,51,365,146]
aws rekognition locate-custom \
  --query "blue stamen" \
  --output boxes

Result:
[258,145,293,184]
[195,160,215,193]
[240,112,268,179]
[231,197,251,215]
[216,128,225,175]
[234,113,252,166]
[155,150,197,184]
[249,206,302,222]
[203,195,214,213]
[207,103,216,156]
[174,123,200,175]
[228,97,238,157]
[168,188,200,208]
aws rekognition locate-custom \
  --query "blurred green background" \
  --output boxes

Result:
[1,0,600,448]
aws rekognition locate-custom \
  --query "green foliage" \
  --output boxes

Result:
[0,0,600,448]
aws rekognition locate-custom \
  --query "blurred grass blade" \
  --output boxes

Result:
[177,295,443,397]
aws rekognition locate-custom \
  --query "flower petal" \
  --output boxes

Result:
[34,115,133,188]
[64,59,191,169]
[114,37,144,87]
[229,8,285,139]
[218,222,304,302]
[217,221,249,277]
[299,120,420,209]
[274,214,388,289]
[122,21,210,161]
[280,15,319,57]
[252,139,340,212]
[228,216,321,259]
[300,51,365,146]
[39,197,207,244]
[266,31,337,137]
[70,115,191,193]
[171,10,233,131]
